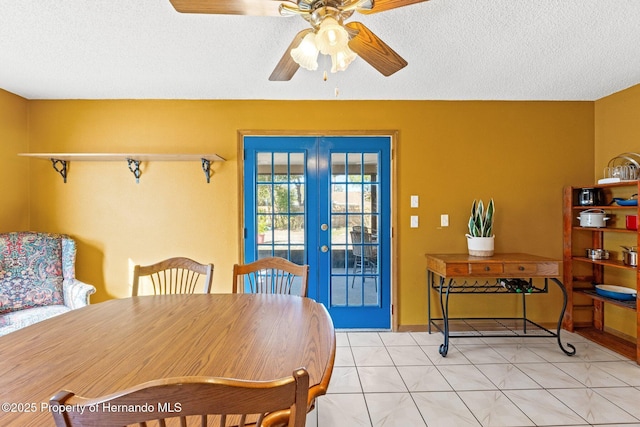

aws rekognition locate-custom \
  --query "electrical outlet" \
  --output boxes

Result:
[440,214,449,227]
[410,216,419,228]
[410,195,419,208]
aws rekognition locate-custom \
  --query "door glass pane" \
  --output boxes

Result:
[290,152,304,177]
[330,152,381,308]
[290,214,305,246]
[347,153,362,177]
[255,152,306,265]
[331,153,346,179]
[331,214,347,245]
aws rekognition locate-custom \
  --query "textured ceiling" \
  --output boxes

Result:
[1,0,639,100]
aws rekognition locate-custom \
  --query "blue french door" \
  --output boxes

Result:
[243,135,391,329]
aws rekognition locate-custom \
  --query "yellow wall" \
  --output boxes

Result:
[0,89,29,232]
[595,84,640,172]
[7,98,595,326]
[594,83,640,337]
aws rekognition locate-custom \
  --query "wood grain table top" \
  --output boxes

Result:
[0,293,336,425]
[425,253,561,278]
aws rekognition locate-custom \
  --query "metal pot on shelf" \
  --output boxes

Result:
[585,248,610,260]
[577,209,609,228]
[621,246,638,267]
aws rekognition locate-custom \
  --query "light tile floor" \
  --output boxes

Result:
[305,330,640,427]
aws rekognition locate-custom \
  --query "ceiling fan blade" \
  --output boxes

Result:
[269,29,313,81]
[342,0,373,12]
[346,22,407,76]
[169,0,282,16]
[358,0,428,14]
[279,2,311,16]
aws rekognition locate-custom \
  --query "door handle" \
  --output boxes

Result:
[320,245,329,253]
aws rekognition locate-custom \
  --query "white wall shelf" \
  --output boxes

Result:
[18,153,226,183]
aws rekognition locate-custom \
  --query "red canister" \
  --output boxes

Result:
[626,215,638,230]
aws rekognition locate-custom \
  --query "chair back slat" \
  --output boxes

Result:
[233,257,309,297]
[132,257,214,296]
[50,369,309,427]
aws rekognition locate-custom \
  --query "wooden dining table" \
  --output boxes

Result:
[0,293,336,425]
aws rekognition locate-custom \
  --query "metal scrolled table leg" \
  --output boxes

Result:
[550,278,576,356]
[428,271,432,334]
[438,277,452,356]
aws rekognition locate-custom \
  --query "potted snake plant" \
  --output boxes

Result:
[466,198,495,256]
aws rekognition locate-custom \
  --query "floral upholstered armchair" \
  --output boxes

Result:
[0,232,96,336]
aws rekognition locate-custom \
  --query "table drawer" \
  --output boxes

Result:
[469,263,504,275]
[445,263,473,276]
[504,263,538,275]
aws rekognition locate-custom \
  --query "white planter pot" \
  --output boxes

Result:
[466,235,495,257]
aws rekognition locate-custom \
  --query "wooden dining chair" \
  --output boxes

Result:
[233,257,309,297]
[132,257,214,296]
[50,368,309,427]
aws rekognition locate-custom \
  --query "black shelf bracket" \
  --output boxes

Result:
[127,158,141,184]
[201,158,212,183]
[50,158,68,183]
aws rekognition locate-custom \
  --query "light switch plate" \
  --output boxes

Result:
[440,214,449,227]
[410,195,419,208]
[410,216,419,228]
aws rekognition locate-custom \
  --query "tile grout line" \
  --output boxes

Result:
[325,331,640,427]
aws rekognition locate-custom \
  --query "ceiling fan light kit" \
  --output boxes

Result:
[316,16,349,51]
[290,33,320,70]
[315,16,349,54]
[291,14,358,74]
[169,0,427,80]
[330,46,357,73]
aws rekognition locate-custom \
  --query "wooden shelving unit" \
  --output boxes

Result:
[18,152,225,183]
[563,182,640,363]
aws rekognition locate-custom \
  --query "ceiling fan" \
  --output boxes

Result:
[168,0,429,80]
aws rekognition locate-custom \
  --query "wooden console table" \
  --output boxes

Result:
[426,253,576,357]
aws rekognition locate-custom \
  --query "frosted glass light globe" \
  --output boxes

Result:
[290,33,319,71]
[315,17,349,55]
[330,45,357,73]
